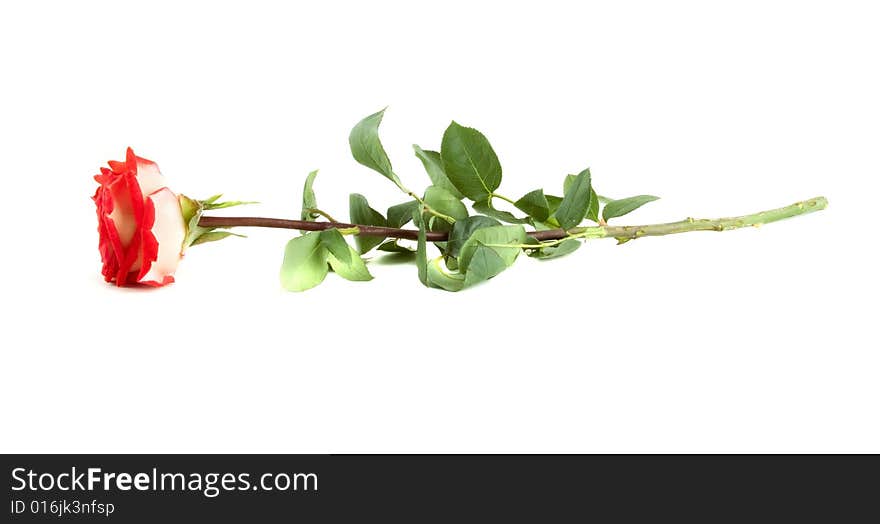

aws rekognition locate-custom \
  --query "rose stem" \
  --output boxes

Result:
[197,196,827,243]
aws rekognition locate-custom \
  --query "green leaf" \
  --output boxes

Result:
[458,225,527,273]
[514,189,550,221]
[319,228,352,265]
[462,246,510,287]
[349,108,402,186]
[587,187,600,223]
[301,170,320,221]
[413,145,464,199]
[539,195,564,228]
[472,199,532,225]
[190,230,246,246]
[527,238,581,260]
[280,232,329,292]
[377,240,415,253]
[440,121,502,201]
[328,246,373,282]
[602,195,660,222]
[456,224,529,287]
[414,209,428,286]
[556,169,592,229]
[349,193,387,254]
[546,195,563,213]
[386,200,420,229]
[561,177,598,222]
[447,215,501,258]
[423,185,468,230]
[426,257,465,292]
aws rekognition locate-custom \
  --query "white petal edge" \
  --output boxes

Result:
[107,177,137,247]
[136,158,166,199]
[139,188,186,284]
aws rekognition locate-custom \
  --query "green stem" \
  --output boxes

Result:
[491,193,517,206]
[305,208,340,223]
[574,196,828,242]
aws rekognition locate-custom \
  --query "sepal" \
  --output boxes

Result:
[179,194,254,249]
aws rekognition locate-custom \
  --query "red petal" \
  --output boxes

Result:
[135,194,159,282]
[125,147,137,171]
[107,160,127,174]
[113,172,146,285]
[94,185,120,283]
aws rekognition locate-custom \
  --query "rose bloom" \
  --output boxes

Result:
[93,148,187,286]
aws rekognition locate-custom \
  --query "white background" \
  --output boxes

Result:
[1,1,877,453]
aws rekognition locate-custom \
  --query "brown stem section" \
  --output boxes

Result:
[199,216,570,241]
[198,216,454,241]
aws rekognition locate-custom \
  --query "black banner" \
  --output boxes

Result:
[2,455,876,521]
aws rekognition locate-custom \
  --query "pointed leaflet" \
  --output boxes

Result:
[602,195,660,222]
[414,209,428,286]
[377,240,415,253]
[527,238,581,260]
[440,121,502,201]
[413,145,464,199]
[533,194,564,228]
[514,189,551,221]
[462,246,510,288]
[546,194,563,214]
[328,246,373,282]
[555,169,592,229]
[563,175,599,223]
[319,228,352,265]
[587,187,600,223]
[446,215,501,258]
[349,108,402,186]
[280,232,329,292]
[427,225,526,291]
[458,225,527,272]
[349,193,387,254]
[387,200,420,228]
[301,170,320,221]
[423,186,468,230]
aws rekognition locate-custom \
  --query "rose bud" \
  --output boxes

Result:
[92,148,187,287]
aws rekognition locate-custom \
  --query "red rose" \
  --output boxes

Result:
[93,148,187,287]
